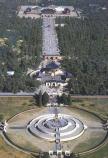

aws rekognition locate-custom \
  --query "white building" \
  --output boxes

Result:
[7,71,14,76]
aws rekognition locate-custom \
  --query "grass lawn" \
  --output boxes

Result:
[81,143,108,158]
[71,98,108,158]
[71,98,108,120]
[74,131,106,153]
[0,136,32,158]
[0,96,35,121]
[0,96,36,158]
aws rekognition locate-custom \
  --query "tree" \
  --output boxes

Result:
[33,93,38,105]
[42,92,49,106]
[0,114,3,121]
[33,91,42,106]
[57,93,72,105]
[33,91,49,106]
[38,91,43,107]
[67,94,72,105]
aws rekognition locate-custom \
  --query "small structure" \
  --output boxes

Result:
[49,150,54,156]
[0,122,4,131]
[57,150,62,156]
[103,120,108,130]
[45,80,67,88]
[43,55,63,61]
[62,8,70,14]
[24,7,31,14]
[7,71,14,76]
[55,7,64,14]
[65,150,70,157]
[41,8,56,14]
[46,62,59,70]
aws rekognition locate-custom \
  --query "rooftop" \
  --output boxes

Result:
[46,62,59,69]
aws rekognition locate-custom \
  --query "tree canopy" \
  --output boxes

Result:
[56,7,108,95]
[0,0,42,92]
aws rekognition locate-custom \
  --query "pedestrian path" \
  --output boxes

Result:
[42,17,60,56]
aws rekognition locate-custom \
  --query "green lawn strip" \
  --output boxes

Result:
[0,96,35,121]
[81,142,108,158]
[74,133,106,153]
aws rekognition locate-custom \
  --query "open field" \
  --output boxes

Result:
[0,96,33,121]
[0,96,34,158]
[81,142,108,158]
[69,98,108,158]
[70,98,108,120]
[0,136,32,158]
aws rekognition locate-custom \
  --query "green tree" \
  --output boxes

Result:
[38,91,43,107]
[42,92,49,106]
[0,114,3,121]
[33,93,38,105]
[67,94,72,105]
[57,93,72,105]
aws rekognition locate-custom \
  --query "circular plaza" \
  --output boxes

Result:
[27,113,87,141]
[3,107,107,154]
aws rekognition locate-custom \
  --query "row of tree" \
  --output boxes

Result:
[57,94,72,105]
[33,91,49,106]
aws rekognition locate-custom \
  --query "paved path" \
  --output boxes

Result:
[0,92,34,96]
[42,17,60,56]
[0,93,108,99]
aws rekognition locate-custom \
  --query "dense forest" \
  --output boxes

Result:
[56,6,108,95]
[0,0,42,92]
[38,0,108,8]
